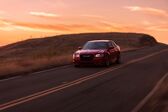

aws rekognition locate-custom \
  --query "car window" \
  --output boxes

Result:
[83,42,109,50]
[108,42,113,47]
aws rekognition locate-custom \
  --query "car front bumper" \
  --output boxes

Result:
[73,57,107,66]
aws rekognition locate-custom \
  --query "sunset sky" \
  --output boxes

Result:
[0,0,168,46]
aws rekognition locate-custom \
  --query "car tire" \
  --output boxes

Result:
[105,57,110,67]
[116,55,121,64]
[74,64,80,67]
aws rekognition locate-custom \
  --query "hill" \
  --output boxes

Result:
[0,32,157,78]
[0,32,157,59]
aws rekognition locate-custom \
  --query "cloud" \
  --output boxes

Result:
[0,18,67,32]
[125,6,142,11]
[30,12,61,18]
[125,6,168,18]
[0,18,101,33]
[13,22,103,33]
[147,24,168,31]
[97,20,147,32]
[14,22,70,32]
[81,14,103,19]
[0,18,14,31]
[1,18,142,33]
[1,17,167,34]
[142,21,153,25]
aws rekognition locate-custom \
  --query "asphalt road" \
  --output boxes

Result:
[0,44,168,112]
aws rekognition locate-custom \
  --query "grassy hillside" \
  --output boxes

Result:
[0,32,156,58]
[0,32,157,78]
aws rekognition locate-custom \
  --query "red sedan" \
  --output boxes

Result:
[73,40,121,67]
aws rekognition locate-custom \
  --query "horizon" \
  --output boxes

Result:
[0,0,168,46]
[0,32,159,47]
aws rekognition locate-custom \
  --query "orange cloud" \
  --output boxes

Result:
[98,21,125,30]
[1,17,167,37]
[147,24,168,32]
[29,12,61,19]
[14,22,70,31]
[0,18,68,32]
[81,14,104,19]
[142,21,153,26]
[0,18,102,33]
[125,6,168,18]
[97,20,147,32]
[0,18,14,31]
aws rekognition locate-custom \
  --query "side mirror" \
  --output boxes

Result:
[78,46,82,50]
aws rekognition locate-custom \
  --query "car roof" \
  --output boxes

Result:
[88,40,112,42]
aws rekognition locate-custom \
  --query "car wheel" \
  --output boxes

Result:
[74,64,80,67]
[116,55,121,64]
[105,57,110,67]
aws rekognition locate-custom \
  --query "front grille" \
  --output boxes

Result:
[80,54,94,61]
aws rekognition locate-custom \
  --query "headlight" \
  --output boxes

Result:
[73,54,80,58]
[76,54,80,58]
[95,54,104,58]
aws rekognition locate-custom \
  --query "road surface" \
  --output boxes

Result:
[0,44,168,112]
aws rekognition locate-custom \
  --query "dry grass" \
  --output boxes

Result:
[140,75,168,112]
[0,55,72,77]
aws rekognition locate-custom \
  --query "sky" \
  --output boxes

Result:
[0,0,168,46]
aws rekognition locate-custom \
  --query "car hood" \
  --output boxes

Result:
[76,49,106,54]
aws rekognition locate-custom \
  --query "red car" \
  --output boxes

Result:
[73,40,121,67]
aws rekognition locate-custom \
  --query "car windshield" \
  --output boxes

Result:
[83,42,109,50]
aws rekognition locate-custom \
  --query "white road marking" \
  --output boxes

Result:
[0,65,72,82]
[31,65,72,75]
[0,76,21,83]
